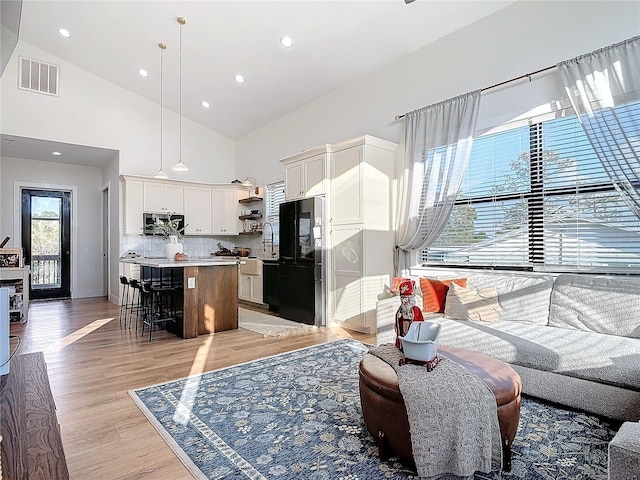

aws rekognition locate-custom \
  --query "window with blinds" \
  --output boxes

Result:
[265,181,285,244]
[421,100,640,273]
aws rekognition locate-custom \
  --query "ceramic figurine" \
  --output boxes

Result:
[395,280,424,350]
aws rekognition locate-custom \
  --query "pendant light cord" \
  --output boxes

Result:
[173,16,188,171]
[179,18,183,164]
[155,43,168,179]
[160,43,165,170]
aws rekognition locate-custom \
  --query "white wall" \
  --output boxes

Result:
[0,40,238,302]
[0,156,105,298]
[102,155,120,303]
[0,42,236,183]
[235,1,640,185]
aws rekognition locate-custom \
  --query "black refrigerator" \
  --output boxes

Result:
[278,197,324,326]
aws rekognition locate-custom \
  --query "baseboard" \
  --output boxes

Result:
[72,290,107,299]
[333,320,372,334]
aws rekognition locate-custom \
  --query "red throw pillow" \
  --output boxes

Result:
[420,277,467,313]
[390,277,411,294]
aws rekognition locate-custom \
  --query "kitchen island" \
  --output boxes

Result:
[121,257,240,339]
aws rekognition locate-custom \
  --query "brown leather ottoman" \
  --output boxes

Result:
[359,345,522,471]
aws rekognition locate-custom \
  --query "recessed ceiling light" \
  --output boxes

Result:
[201,101,210,108]
[138,69,149,77]
[58,28,71,38]
[280,36,293,48]
[52,151,62,156]
[234,74,245,84]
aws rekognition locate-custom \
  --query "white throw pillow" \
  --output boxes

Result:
[444,282,501,322]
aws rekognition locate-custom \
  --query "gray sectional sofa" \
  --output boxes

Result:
[376,268,640,422]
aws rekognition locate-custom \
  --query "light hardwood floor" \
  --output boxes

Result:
[9,297,376,480]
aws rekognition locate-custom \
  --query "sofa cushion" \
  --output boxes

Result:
[419,277,467,313]
[412,268,554,325]
[444,283,500,322]
[549,274,640,339]
[436,318,640,392]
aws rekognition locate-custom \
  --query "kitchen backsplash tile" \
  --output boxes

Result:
[119,234,277,258]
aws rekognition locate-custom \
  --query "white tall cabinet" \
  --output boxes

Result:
[328,135,397,333]
[279,135,397,334]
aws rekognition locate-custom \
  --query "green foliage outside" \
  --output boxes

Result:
[31,211,60,256]
[432,148,619,249]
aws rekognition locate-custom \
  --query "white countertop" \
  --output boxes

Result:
[120,257,241,268]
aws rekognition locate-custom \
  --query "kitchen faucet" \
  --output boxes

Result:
[263,222,276,258]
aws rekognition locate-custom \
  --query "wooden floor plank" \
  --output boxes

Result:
[7,297,375,479]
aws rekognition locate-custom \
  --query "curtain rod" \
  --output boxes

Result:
[394,64,557,121]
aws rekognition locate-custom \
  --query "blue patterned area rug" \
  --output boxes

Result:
[129,339,618,480]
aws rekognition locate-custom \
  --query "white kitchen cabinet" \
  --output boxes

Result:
[183,186,212,235]
[284,161,303,200]
[330,136,397,227]
[122,178,144,235]
[238,272,263,304]
[212,188,241,235]
[143,181,184,214]
[328,135,397,333]
[281,147,329,200]
[330,224,392,333]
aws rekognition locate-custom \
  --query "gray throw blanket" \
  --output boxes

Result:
[369,344,502,480]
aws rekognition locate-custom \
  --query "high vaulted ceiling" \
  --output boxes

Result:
[15,0,515,143]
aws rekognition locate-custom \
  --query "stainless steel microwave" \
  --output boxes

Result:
[143,213,185,236]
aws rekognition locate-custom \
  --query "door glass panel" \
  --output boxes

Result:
[31,196,62,289]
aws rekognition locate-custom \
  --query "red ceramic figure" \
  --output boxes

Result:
[395,280,424,350]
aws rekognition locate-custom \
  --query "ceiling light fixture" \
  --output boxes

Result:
[280,36,293,48]
[201,101,210,108]
[52,151,62,156]
[173,16,189,172]
[138,68,149,77]
[234,74,245,84]
[58,28,71,38]
[154,43,169,180]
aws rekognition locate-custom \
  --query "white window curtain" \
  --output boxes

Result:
[394,91,481,275]
[557,35,640,218]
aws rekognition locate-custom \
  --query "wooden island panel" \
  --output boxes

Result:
[183,264,238,338]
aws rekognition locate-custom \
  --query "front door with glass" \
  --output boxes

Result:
[21,189,71,299]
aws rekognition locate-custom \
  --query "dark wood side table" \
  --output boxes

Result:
[0,352,69,480]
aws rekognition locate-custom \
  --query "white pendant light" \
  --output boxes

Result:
[173,16,189,172]
[154,42,169,179]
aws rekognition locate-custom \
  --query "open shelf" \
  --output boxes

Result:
[239,196,263,204]
[239,231,263,236]
[239,214,263,220]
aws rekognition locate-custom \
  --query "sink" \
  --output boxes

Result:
[240,258,262,275]
[259,257,279,263]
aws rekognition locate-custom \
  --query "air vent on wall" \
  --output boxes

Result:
[18,56,59,96]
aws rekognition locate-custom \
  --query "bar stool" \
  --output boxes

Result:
[127,279,143,331]
[119,275,131,327]
[139,281,179,342]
